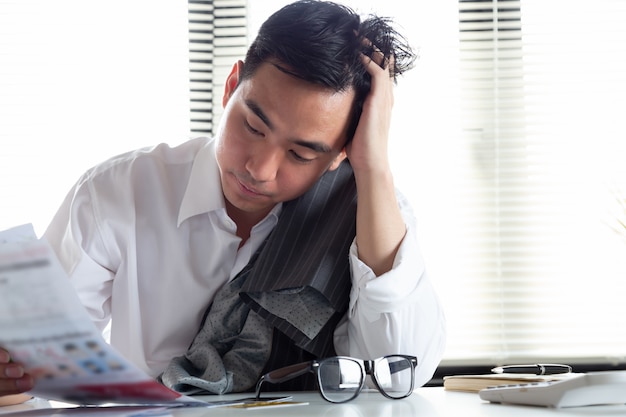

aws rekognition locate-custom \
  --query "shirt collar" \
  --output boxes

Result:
[177,138,225,227]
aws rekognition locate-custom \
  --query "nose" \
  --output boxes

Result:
[245,145,281,182]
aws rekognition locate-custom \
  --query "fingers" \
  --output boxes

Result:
[0,394,34,407]
[359,40,395,104]
[367,47,386,68]
[0,349,34,397]
[371,46,391,70]
[360,37,393,72]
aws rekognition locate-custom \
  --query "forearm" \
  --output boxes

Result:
[354,166,406,276]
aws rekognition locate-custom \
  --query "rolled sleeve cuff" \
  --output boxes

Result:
[348,224,426,322]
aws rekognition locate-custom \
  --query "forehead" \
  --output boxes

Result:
[236,62,355,147]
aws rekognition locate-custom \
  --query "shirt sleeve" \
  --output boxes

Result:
[43,171,117,333]
[333,190,447,387]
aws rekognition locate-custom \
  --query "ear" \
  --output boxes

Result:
[327,148,348,171]
[222,60,244,108]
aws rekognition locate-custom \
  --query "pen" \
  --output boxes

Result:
[491,364,572,375]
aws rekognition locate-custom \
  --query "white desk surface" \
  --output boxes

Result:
[3,387,626,416]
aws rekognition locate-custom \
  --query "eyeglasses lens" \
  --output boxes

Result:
[318,358,363,403]
[375,356,413,398]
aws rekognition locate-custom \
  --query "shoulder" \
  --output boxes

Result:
[79,137,213,185]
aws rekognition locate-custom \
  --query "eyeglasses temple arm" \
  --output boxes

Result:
[263,361,313,383]
[254,361,313,400]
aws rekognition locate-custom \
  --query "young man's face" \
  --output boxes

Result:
[215,60,354,224]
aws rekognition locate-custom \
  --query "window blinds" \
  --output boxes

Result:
[189,0,248,135]
[446,0,626,365]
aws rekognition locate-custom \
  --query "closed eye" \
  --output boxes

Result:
[289,150,315,163]
[244,120,264,136]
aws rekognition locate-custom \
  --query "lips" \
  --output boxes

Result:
[235,175,267,198]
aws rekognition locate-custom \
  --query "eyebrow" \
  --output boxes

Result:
[244,99,333,154]
[246,99,273,130]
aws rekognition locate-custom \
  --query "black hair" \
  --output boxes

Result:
[239,0,416,142]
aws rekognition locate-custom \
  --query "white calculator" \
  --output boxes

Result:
[479,370,626,408]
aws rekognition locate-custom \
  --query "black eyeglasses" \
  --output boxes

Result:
[255,354,418,403]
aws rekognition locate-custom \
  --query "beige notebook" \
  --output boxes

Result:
[443,373,580,393]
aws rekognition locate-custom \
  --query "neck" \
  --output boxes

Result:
[225,200,272,248]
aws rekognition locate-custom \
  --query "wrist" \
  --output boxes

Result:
[353,163,394,190]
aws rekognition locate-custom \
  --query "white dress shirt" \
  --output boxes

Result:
[43,137,446,387]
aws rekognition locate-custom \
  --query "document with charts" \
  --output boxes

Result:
[0,224,198,406]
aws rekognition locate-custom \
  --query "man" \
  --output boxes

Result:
[0,0,445,403]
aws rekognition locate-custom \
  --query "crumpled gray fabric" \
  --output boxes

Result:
[159,270,272,395]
